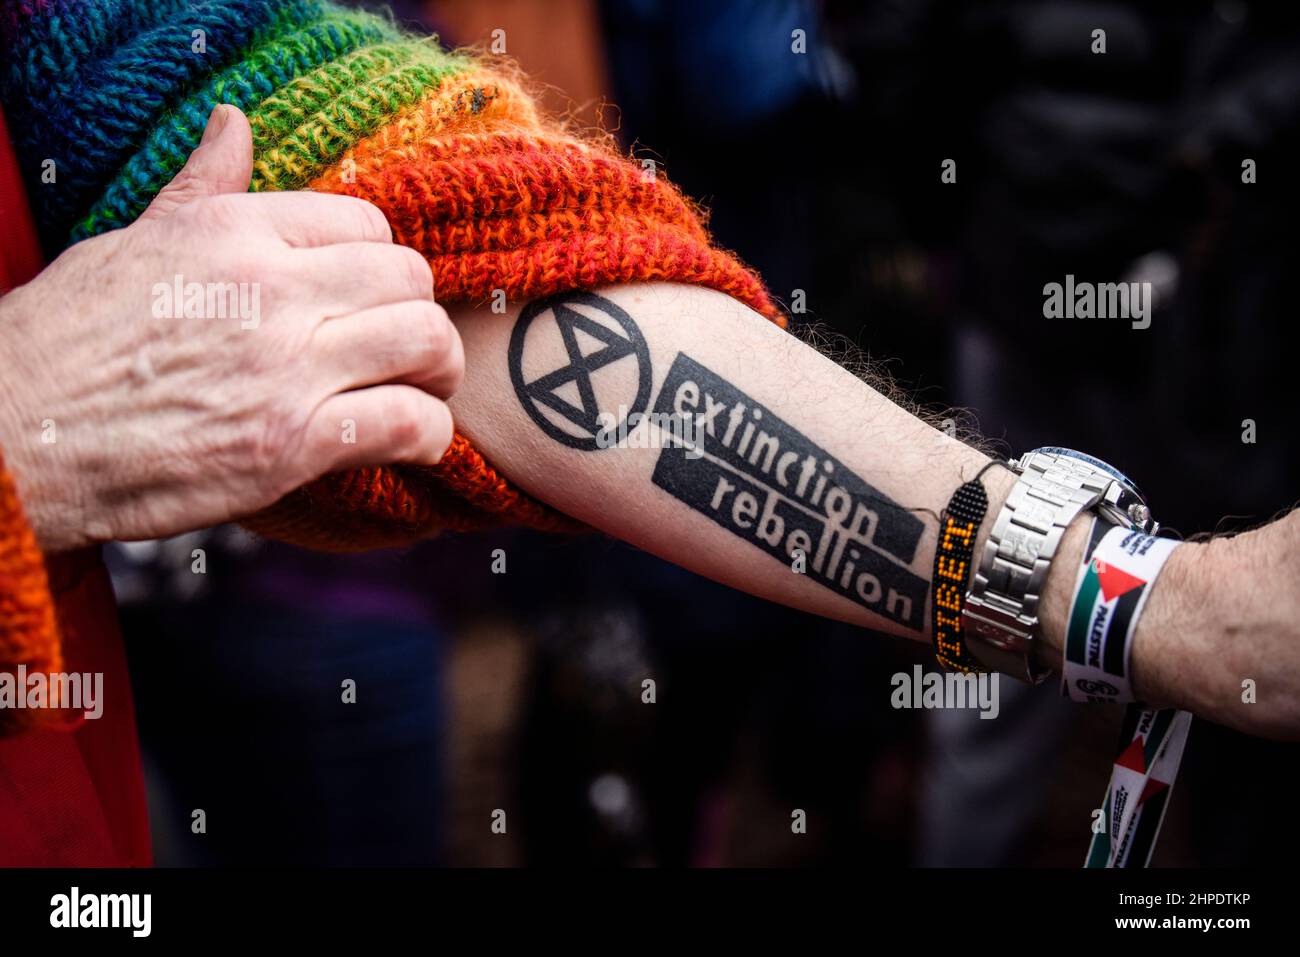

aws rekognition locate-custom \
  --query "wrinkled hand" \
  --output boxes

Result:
[0,105,463,551]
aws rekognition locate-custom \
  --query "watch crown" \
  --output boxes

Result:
[1128,503,1150,529]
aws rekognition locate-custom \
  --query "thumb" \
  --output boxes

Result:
[137,104,253,223]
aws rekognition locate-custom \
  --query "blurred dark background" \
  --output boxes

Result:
[118,0,1298,866]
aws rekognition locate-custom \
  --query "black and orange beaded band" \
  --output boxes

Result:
[931,477,990,673]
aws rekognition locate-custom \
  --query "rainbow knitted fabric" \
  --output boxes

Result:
[0,0,783,554]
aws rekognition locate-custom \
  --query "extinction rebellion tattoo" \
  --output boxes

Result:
[509,293,930,631]
[651,354,927,630]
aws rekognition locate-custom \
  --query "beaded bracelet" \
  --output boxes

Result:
[931,477,990,673]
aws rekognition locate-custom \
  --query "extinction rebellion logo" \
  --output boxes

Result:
[649,354,929,629]
[508,292,652,450]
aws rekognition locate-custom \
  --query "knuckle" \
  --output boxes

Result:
[428,401,454,459]
[384,392,427,456]
[349,199,392,243]
[395,245,433,294]
[437,323,465,394]
[413,300,451,355]
[444,321,465,389]
[404,302,462,394]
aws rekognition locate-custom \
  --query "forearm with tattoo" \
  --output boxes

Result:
[462,284,1018,641]
[447,282,1300,739]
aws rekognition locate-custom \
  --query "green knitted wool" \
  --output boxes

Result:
[249,39,467,193]
[68,9,471,242]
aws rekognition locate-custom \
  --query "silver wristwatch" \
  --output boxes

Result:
[962,447,1157,684]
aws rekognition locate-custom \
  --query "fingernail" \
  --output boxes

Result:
[200,104,230,145]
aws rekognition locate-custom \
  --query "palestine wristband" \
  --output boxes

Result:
[931,477,989,673]
[1062,519,1181,704]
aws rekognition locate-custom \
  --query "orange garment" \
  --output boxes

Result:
[1,101,151,865]
[246,71,784,550]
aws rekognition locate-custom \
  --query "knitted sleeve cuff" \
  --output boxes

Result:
[2,3,785,550]
[245,66,785,548]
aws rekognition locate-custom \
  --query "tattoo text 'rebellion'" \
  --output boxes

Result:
[507,294,931,631]
[650,353,928,630]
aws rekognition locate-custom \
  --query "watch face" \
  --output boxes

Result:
[1034,446,1142,495]
[1033,446,1156,532]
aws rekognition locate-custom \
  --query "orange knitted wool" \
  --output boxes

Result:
[246,64,784,550]
[0,6,785,719]
[0,455,63,733]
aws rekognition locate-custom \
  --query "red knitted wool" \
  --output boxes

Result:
[246,78,783,550]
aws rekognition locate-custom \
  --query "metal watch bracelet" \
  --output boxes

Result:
[962,450,1117,684]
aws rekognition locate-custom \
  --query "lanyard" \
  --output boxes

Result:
[1066,519,1193,868]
